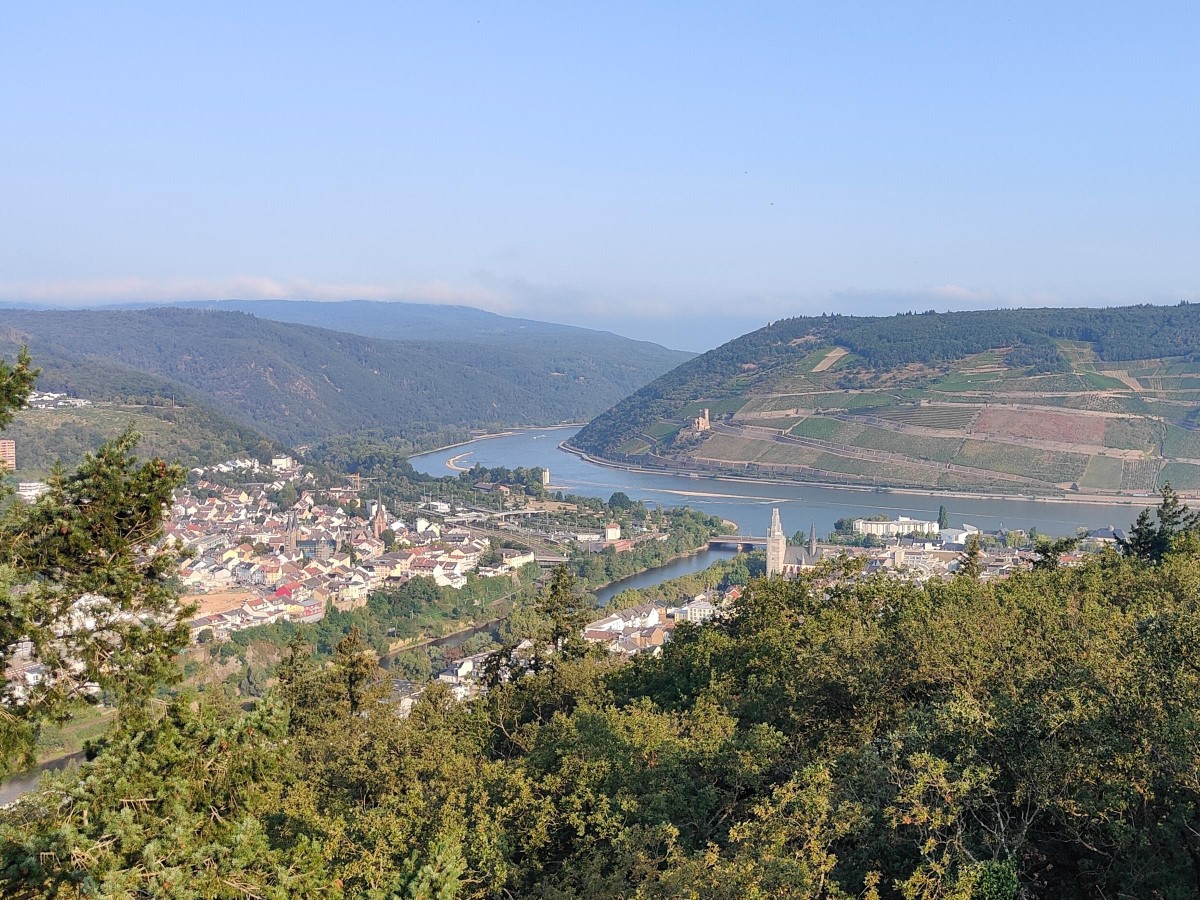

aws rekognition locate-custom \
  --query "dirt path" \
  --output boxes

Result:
[811,347,849,373]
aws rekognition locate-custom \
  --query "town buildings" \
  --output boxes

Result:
[168,459,517,643]
[853,516,940,538]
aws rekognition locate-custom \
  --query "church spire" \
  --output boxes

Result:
[373,492,388,540]
[766,507,786,576]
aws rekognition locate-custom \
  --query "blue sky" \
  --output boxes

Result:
[2,2,1197,350]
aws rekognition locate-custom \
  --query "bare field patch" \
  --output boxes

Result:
[975,408,1106,445]
[186,590,257,618]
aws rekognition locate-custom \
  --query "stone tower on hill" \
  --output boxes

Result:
[767,507,786,576]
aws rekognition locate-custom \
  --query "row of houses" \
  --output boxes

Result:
[582,589,735,657]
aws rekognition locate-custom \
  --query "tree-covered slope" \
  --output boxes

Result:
[0,403,280,477]
[13,504,1200,897]
[0,307,690,447]
[571,304,1200,496]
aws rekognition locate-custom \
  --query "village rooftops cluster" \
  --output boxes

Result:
[583,587,739,657]
[169,460,524,644]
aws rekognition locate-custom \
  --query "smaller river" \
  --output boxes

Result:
[593,547,738,605]
[0,751,86,807]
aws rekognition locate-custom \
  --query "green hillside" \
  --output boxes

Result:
[571,304,1200,496]
[0,403,278,478]
[0,307,690,447]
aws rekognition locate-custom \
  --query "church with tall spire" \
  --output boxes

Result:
[766,508,825,578]
[372,493,389,540]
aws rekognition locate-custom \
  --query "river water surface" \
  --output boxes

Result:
[411,426,1147,540]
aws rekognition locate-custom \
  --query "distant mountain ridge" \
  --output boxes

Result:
[172,299,679,350]
[571,304,1200,496]
[0,305,692,448]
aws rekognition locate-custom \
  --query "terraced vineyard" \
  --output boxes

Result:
[866,404,981,430]
[571,305,1200,497]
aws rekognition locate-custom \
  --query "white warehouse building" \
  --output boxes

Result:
[852,516,940,538]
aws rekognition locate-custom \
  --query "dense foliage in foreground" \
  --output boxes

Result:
[10,535,1200,898]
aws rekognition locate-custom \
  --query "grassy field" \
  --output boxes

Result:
[956,440,1090,483]
[1104,417,1161,450]
[678,397,747,418]
[615,437,653,456]
[645,420,682,440]
[1147,376,1200,389]
[1080,371,1132,390]
[33,703,117,764]
[739,392,898,414]
[691,433,773,463]
[932,372,1002,392]
[1160,462,1200,490]
[850,426,965,462]
[1079,455,1126,491]
[795,346,838,373]
[982,374,1112,393]
[751,441,824,467]
[788,416,842,440]
[1164,424,1200,458]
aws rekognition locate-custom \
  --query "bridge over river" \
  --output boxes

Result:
[708,535,767,550]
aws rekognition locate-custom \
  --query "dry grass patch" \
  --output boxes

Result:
[975,408,1106,445]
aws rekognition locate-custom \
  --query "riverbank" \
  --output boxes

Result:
[417,423,589,459]
[558,441,1155,509]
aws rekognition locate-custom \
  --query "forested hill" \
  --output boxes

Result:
[175,298,691,363]
[0,307,691,447]
[571,304,1200,496]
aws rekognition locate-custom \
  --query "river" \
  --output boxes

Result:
[0,751,86,807]
[410,426,1149,540]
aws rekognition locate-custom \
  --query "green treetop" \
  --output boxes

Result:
[0,349,185,776]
